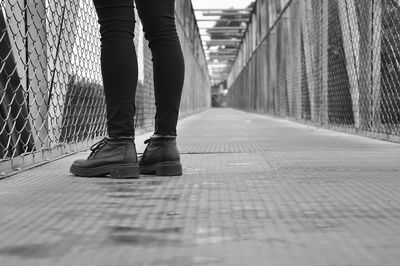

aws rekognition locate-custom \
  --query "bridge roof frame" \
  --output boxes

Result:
[193,6,255,85]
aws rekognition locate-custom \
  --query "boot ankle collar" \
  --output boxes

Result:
[151,135,176,140]
[144,135,176,145]
[107,136,135,140]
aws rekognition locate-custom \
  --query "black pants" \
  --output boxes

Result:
[93,0,185,138]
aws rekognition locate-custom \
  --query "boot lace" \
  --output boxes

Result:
[140,136,175,164]
[139,138,152,165]
[89,138,107,158]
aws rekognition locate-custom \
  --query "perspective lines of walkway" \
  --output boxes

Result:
[1,108,400,266]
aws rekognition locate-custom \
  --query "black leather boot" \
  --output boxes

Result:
[70,138,140,178]
[139,136,182,176]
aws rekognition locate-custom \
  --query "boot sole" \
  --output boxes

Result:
[70,163,140,179]
[140,161,182,176]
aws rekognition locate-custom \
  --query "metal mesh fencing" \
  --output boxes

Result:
[0,0,210,175]
[1,0,108,171]
[227,0,400,142]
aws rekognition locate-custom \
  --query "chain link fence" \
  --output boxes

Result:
[228,0,400,142]
[0,0,210,176]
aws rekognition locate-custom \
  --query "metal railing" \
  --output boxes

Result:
[228,0,400,142]
[0,0,210,176]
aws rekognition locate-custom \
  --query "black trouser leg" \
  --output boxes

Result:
[93,0,137,138]
[135,0,185,136]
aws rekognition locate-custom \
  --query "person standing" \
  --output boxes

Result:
[70,0,185,178]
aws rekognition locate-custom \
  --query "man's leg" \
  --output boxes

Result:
[135,0,185,136]
[94,0,138,138]
[135,0,185,176]
[69,0,139,178]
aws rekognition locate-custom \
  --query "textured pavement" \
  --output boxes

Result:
[1,108,400,266]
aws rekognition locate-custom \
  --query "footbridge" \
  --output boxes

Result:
[0,0,400,265]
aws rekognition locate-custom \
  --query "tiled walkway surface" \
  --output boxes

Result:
[1,108,400,266]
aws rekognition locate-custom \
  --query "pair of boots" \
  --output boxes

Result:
[69,135,182,178]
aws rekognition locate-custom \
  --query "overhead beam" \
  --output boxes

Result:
[208,60,233,63]
[206,48,238,52]
[196,18,251,22]
[194,8,253,12]
[200,26,246,30]
[210,76,229,79]
[202,13,251,17]
[201,32,245,35]
[206,30,245,34]
[207,62,231,66]
[210,71,229,74]
[208,55,236,59]
[210,76,229,78]
[207,53,236,56]
[203,39,241,42]
[204,41,241,46]
[201,35,245,39]
[208,62,231,67]
[205,50,236,54]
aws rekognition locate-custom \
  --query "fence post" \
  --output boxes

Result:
[26,0,49,149]
[338,0,360,129]
[371,0,382,131]
[4,1,25,88]
[357,0,381,131]
[300,0,317,121]
[46,0,80,144]
[320,0,329,125]
[277,0,290,116]
[287,0,302,119]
